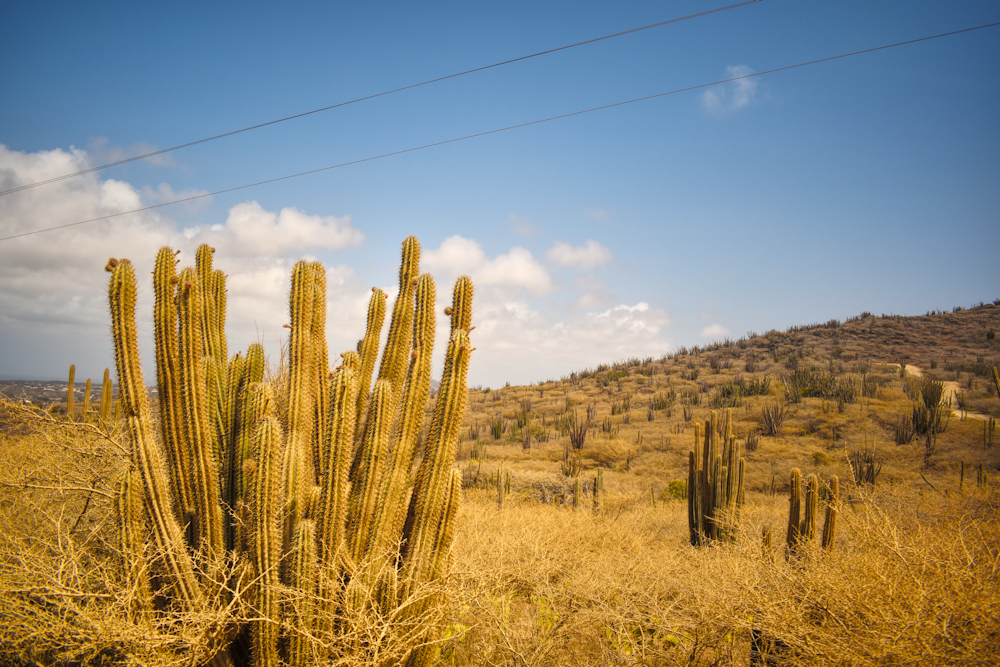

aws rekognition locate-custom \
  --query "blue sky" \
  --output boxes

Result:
[1,0,998,387]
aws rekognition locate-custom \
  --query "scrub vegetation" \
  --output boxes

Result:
[2,248,999,665]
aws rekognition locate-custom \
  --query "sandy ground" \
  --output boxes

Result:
[884,362,989,421]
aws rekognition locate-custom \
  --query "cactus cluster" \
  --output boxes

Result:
[106,237,473,666]
[785,469,839,554]
[687,409,745,545]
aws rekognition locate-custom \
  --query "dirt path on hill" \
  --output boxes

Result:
[885,362,989,421]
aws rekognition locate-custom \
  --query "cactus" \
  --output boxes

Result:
[687,409,745,545]
[593,468,604,512]
[82,378,92,420]
[250,414,282,667]
[786,468,802,552]
[106,258,203,609]
[800,474,818,542]
[109,238,471,666]
[66,364,75,419]
[99,368,112,423]
[821,476,839,550]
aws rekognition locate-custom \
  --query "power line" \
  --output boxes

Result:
[0,0,762,198]
[2,20,996,244]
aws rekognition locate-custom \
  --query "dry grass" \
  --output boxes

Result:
[2,303,999,665]
[444,485,1000,666]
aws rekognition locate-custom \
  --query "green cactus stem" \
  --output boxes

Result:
[288,519,318,667]
[821,475,839,550]
[376,236,420,409]
[354,287,387,440]
[786,468,802,553]
[99,367,112,423]
[402,326,472,587]
[800,474,818,543]
[81,377,92,420]
[250,416,283,667]
[311,261,330,483]
[177,267,224,555]
[66,364,75,419]
[106,258,203,607]
[347,379,394,565]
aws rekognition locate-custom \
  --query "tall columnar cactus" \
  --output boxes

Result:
[786,468,802,552]
[800,474,819,542]
[99,367,113,423]
[110,237,472,667]
[106,258,203,610]
[687,409,745,545]
[821,475,839,550]
[66,364,75,419]
[354,287,387,439]
[82,378,92,420]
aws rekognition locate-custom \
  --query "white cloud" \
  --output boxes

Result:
[140,182,212,212]
[186,201,363,257]
[699,310,719,321]
[87,136,179,169]
[546,240,613,269]
[508,213,536,236]
[423,235,553,296]
[702,65,758,115]
[0,143,372,382]
[700,323,730,339]
[465,299,672,386]
[583,208,608,222]
[570,274,615,311]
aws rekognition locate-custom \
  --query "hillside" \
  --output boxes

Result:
[1,299,998,666]
[454,300,1000,501]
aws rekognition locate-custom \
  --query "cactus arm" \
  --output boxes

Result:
[107,258,203,607]
[99,367,112,423]
[786,468,802,552]
[153,249,194,524]
[66,364,75,418]
[448,275,474,334]
[177,267,224,555]
[288,520,319,667]
[402,328,471,584]
[311,262,330,483]
[376,236,420,407]
[354,288,387,439]
[283,261,319,554]
[347,379,395,564]
[821,475,839,550]
[369,274,437,557]
[318,367,357,566]
[250,416,283,667]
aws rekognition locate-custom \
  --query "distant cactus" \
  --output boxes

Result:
[66,364,75,419]
[821,476,839,550]
[108,237,473,666]
[687,409,745,545]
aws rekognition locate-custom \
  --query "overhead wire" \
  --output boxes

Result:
[0,0,762,197]
[1,20,996,243]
